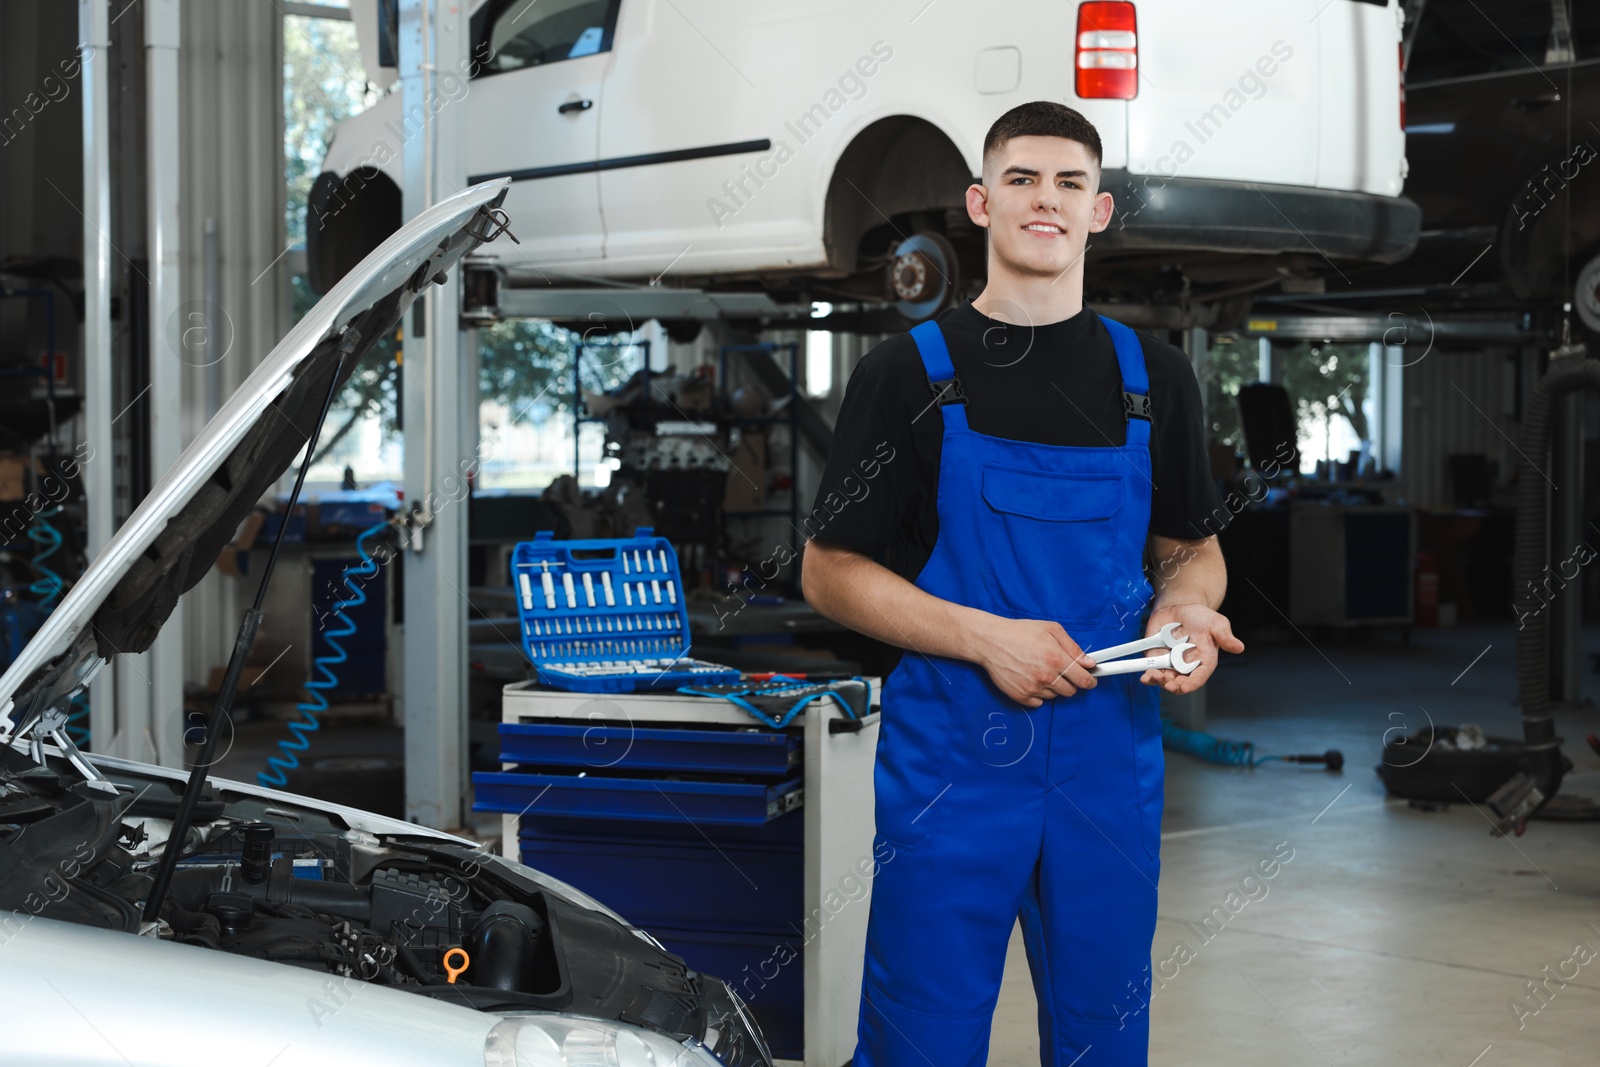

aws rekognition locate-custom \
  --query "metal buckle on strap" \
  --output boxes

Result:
[929,377,968,406]
[1123,390,1152,422]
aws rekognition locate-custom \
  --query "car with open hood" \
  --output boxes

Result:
[0,179,772,1067]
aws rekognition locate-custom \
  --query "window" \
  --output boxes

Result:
[479,0,620,76]
[1406,0,1571,83]
[283,7,399,486]
[806,303,834,398]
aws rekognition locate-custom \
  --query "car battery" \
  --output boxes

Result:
[510,528,740,694]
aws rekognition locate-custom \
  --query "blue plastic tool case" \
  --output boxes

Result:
[510,528,740,693]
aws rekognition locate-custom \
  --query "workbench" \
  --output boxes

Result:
[480,679,882,1067]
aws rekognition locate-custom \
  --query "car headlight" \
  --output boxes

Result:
[697,981,774,1067]
[484,1015,720,1067]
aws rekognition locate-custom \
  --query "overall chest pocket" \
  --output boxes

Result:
[978,464,1124,624]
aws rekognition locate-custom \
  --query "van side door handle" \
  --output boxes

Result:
[558,99,593,115]
[1511,92,1561,110]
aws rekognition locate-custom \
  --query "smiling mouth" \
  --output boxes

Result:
[1023,222,1065,235]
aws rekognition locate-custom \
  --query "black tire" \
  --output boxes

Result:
[286,756,405,818]
[306,168,402,295]
[661,318,704,344]
[1573,248,1600,351]
[1375,725,1526,803]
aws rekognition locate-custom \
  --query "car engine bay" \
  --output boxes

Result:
[0,745,770,1065]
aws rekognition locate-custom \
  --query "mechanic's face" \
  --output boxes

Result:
[967,135,1113,283]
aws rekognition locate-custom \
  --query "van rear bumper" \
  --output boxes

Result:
[1096,170,1421,264]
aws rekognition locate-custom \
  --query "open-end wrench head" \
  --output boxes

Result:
[1169,640,1200,674]
[1153,621,1184,648]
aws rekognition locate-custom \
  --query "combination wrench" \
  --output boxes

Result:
[1081,621,1201,676]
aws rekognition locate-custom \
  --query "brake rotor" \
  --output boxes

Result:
[886,231,958,321]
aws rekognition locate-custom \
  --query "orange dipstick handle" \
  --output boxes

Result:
[444,947,470,984]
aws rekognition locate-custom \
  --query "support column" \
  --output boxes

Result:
[80,0,116,751]
[1551,385,1584,706]
[400,0,469,829]
[140,0,185,767]
[1163,326,1210,732]
[1187,325,1209,430]
[1375,342,1404,475]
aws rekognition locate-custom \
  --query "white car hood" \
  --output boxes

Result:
[0,180,510,741]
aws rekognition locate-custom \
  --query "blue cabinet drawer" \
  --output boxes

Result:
[653,926,803,1063]
[517,810,802,934]
[499,721,801,776]
[473,769,803,825]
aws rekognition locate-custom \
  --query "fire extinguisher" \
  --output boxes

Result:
[1415,551,1438,627]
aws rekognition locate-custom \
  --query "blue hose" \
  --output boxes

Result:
[1160,719,1282,768]
[27,506,90,747]
[27,505,65,611]
[258,520,390,789]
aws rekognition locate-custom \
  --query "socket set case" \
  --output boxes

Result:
[511,528,740,693]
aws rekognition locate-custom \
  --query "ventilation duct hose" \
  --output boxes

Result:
[1510,356,1598,811]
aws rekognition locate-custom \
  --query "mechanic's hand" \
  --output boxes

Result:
[1138,602,1244,694]
[972,616,1098,708]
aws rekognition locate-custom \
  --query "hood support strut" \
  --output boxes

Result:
[142,328,362,925]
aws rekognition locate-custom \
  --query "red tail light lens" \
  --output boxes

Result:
[1076,2,1138,100]
[1397,41,1406,128]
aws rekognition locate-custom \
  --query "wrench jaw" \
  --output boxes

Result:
[1167,640,1200,675]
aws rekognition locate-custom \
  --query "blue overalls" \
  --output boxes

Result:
[854,314,1165,1067]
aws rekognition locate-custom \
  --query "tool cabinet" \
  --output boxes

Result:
[474,680,882,1067]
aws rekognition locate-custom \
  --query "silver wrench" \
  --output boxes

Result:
[1088,640,1200,676]
[1081,622,1185,665]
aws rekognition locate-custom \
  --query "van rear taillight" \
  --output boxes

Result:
[1076,2,1138,100]
[1397,41,1406,128]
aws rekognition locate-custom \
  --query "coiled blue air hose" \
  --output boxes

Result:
[27,505,64,611]
[257,519,390,789]
[1160,718,1342,770]
[28,506,90,747]
[1160,719,1273,766]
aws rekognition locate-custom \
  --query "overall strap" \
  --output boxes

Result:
[1096,313,1151,449]
[908,320,969,432]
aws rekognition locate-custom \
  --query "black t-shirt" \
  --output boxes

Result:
[807,300,1227,585]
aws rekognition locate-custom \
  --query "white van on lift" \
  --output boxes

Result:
[310,0,1419,325]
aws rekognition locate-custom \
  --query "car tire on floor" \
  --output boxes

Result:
[1376,725,1527,803]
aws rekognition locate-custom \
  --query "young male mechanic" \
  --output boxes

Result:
[801,101,1245,1066]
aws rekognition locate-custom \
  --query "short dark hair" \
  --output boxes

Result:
[982,101,1103,179]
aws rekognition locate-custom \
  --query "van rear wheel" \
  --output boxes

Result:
[306,168,402,295]
[1574,249,1600,353]
[886,231,958,322]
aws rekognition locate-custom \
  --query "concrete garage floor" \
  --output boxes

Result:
[987,622,1600,1067]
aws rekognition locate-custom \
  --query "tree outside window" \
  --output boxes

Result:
[1204,334,1372,476]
